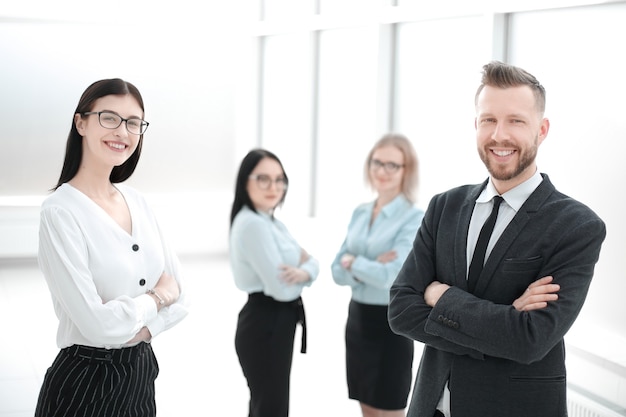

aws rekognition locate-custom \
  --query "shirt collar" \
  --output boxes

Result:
[477,170,543,211]
[244,205,274,221]
[376,194,410,216]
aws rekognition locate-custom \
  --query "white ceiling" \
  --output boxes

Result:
[0,0,242,25]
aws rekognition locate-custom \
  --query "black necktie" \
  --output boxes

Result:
[467,196,503,293]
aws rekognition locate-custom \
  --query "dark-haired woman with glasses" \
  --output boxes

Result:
[229,148,319,417]
[35,79,188,417]
[331,133,424,417]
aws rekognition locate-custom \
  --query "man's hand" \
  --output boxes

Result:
[513,276,560,311]
[424,281,451,307]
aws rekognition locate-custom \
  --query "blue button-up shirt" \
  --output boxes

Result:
[331,195,424,305]
[230,206,319,302]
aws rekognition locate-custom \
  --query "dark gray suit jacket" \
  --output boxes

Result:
[389,174,606,417]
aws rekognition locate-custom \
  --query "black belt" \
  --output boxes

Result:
[62,342,148,363]
[293,297,307,354]
[249,292,307,354]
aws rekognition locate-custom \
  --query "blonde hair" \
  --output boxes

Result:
[364,133,419,203]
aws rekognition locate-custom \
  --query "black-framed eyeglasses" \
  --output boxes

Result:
[249,174,288,190]
[369,159,405,173]
[83,111,149,135]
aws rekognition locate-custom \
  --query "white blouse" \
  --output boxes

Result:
[38,183,188,349]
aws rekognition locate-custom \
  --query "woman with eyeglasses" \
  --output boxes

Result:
[229,148,319,417]
[35,78,188,417]
[331,133,424,417]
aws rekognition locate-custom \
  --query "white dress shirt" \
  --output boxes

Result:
[466,170,544,275]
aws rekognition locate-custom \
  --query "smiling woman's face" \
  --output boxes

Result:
[75,94,143,170]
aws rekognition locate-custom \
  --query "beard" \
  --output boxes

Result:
[479,137,539,181]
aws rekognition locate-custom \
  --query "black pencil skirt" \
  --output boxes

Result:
[34,342,159,417]
[346,300,414,410]
[235,292,306,417]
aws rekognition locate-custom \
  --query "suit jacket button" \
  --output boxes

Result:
[132,244,139,251]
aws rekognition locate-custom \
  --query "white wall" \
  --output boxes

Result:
[0,1,243,258]
[506,5,626,407]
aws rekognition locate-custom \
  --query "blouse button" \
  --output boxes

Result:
[132,244,139,251]
[139,279,146,286]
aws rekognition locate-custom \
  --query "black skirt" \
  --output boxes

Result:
[346,300,414,410]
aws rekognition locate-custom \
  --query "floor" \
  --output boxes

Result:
[3,253,620,417]
[0,253,390,417]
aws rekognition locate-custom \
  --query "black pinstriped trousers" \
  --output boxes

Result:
[34,342,159,417]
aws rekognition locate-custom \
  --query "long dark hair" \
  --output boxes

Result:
[52,78,146,191]
[229,148,288,227]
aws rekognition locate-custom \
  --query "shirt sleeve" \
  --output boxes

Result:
[145,221,190,339]
[331,208,363,287]
[298,250,319,286]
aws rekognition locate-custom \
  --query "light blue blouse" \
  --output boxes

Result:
[331,195,424,305]
[229,206,319,302]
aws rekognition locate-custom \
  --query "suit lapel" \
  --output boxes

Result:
[473,174,556,295]
[454,181,487,291]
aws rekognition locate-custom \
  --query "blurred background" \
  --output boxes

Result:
[1,0,624,416]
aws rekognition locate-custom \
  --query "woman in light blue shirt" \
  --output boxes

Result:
[331,134,424,417]
[230,149,319,417]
